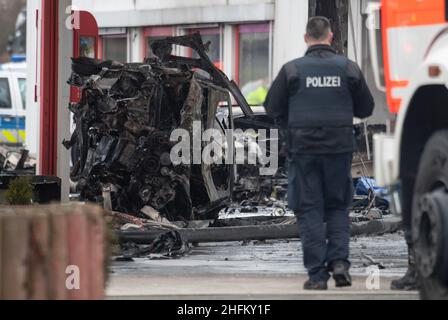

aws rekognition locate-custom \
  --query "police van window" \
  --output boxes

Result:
[0,78,12,109]
[237,23,270,106]
[18,78,26,110]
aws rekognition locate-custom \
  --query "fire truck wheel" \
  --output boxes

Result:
[413,130,448,300]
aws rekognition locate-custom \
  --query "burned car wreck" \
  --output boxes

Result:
[65,34,254,221]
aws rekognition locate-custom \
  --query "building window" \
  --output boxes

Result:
[144,27,174,59]
[237,23,271,106]
[79,36,96,58]
[102,36,127,62]
[0,78,12,109]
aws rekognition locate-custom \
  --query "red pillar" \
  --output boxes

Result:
[40,0,59,176]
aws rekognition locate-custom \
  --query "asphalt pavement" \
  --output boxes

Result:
[106,233,419,300]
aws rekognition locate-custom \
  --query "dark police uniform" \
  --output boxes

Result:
[264,44,374,283]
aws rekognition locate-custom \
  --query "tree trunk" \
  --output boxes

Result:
[309,0,349,56]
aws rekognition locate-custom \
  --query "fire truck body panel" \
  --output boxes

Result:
[371,0,448,299]
[375,29,448,187]
[382,0,446,113]
[371,0,448,188]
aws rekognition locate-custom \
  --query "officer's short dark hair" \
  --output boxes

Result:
[306,16,331,41]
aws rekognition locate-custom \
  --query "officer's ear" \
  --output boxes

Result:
[328,31,334,44]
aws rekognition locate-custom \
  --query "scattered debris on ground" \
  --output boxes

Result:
[0,146,60,204]
[110,172,399,257]
[0,146,36,174]
[350,176,391,222]
[110,233,409,281]
[117,230,190,260]
[64,33,396,259]
[361,253,387,269]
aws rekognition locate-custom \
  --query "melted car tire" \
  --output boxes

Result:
[413,130,448,300]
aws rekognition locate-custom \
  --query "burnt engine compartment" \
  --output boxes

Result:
[65,34,253,221]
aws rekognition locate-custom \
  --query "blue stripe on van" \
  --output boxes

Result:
[0,116,25,130]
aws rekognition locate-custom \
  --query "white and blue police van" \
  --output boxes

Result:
[0,61,27,146]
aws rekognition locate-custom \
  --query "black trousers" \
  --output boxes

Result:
[288,153,353,282]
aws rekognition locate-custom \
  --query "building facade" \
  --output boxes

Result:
[72,0,303,102]
[72,0,389,123]
[24,0,388,158]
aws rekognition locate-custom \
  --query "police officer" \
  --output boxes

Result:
[264,17,374,290]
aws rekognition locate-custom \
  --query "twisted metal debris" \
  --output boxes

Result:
[65,34,253,221]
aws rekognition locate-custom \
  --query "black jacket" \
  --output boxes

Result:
[264,45,374,154]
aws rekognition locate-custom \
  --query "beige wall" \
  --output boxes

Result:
[72,0,306,78]
[273,0,308,76]
[74,0,274,12]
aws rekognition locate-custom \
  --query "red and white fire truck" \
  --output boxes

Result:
[368,0,448,299]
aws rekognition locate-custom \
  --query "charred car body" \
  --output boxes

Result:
[65,34,254,221]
